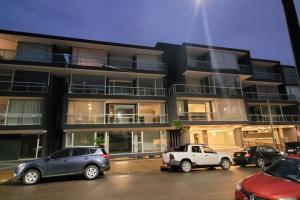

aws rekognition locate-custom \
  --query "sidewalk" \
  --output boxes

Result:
[0,158,162,183]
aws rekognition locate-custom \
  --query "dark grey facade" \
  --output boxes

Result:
[0,30,299,161]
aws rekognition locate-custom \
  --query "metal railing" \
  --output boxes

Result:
[243,92,297,101]
[69,84,166,96]
[0,113,42,126]
[66,113,168,124]
[0,49,166,71]
[187,59,251,73]
[177,112,247,121]
[252,71,282,81]
[249,114,300,123]
[171,84,242,96]
[0,81,48,93]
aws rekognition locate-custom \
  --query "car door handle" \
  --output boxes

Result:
[63,160,67,162]
[192,154,196,156]
[205,155,208,156]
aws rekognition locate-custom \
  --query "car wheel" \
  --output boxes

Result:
[180,160,192,173]
[22,169,40,185]
[84,165,99,180]
[256,158,265,168]
[220,158,231,170]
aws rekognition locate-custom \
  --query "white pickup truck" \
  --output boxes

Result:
[162,144,233,173]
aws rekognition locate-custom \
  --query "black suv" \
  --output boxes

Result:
[233,146,282,168]
[284,142,300,154]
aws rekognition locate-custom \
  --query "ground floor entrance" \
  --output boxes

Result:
[64,129,167,156]
[0,133,43,161]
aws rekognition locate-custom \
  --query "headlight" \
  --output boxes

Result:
[277,198,297,200]
[236,179,243,190]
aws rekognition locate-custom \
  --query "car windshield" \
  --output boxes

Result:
[265,158,300,183]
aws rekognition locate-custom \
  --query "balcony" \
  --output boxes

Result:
[0,81,48,93]
[0,49,166,71]
[0,113,42,126]
[249,114,300,123]
[177,112,247,122]
[171,84,242,96]
[66,113,168,125]
[252,71,282,81]
[68,84,166,96]
[244,92,297,101]
[186,59,251,73]
[285,77,299,85]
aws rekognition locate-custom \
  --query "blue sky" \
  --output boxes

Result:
[0,0,299,65]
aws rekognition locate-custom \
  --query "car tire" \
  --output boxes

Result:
[256,158,265,168]
[22,169,40,185]
[180,160,192,173]
[84,165,99,180]
[220,158,231,170]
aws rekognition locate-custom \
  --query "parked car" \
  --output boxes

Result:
[162,144,232,173]
[235,155,300,200]
[14,147,110,185]
[233,145,282,168]
[284,142,300,155]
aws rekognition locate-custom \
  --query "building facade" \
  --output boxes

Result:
[0,30,299,161]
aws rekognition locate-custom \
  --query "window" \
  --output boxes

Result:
[176,101,185,116]
[210,50,238,70]
[109,131,132,154]
[87,148,98,154]
[70,75,105,94]
[143,131,161,152]
[192,146,202,153]
[203,147,215,154]
[51,149,71,159]
[72,148,87,156]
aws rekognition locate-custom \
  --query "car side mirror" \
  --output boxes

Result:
[45,156,51,161]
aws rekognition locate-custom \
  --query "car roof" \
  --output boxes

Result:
[286,154,300,159]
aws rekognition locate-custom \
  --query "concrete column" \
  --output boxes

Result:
[233,128,244,148]
[202,130,208,146]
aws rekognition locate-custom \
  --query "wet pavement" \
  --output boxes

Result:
[0,166,260,200]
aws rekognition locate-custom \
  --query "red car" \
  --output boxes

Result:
[235,155,300,200]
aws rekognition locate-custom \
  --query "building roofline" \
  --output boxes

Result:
[182,42,250,53]
[251,58,281,64]
[0,29,162,52]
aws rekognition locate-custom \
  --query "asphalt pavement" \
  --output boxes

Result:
[0,165,260,200]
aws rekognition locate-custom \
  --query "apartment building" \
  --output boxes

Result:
[0,30,299,161]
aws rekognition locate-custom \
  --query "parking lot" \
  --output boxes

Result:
[0,165,260,200]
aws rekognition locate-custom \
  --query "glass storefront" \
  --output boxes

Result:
[19,134,43,159]
[65,130,167,154]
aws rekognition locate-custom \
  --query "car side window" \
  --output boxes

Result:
[72,148,87,156]
[264,147,276,153]
[51,149,71,159]
[203,147,215,154]
[192,146,202,153]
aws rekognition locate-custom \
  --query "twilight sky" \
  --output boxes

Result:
[0,0,299,65]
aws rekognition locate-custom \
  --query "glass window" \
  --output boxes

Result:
[51,149,71,159]
[7,100,42,125]
[192,146,202,153]
[19,135,39,159]
[177,101,185,115]
[70,75,105,94]
[109,131,132,154]
[67,101,104,124]
[72,148,87,156]
[73,132,96,146]
[203,147,215,154]
[143,131,161,152]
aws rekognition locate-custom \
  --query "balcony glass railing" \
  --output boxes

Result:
[244,92,297,101]
[66,113,168,124]
[171,84,242,96]
[0,113,42,126]
[69,84,166,96]
[249,114,300,123]
[252,71,282,81]
[187,59,251,73]
[0,49,166,71]
[177,112,247,121]
[0,81,48,93]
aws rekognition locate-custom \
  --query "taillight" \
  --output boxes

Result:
[169,154,174,160]
[244,152,252,158]
[100,153,109,159]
